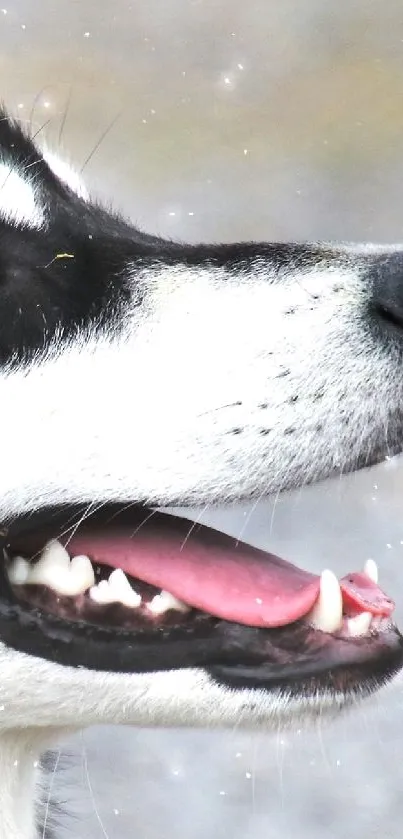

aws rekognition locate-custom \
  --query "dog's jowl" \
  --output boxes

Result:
[0,110,402,838]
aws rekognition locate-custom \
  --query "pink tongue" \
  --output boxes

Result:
[63,521,394,628]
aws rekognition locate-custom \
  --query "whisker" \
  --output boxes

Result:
[61,501,106,548]
[58,86,73,147]
[41,748,61,839]
[29,87,55,135]
[31,117,53,143]
[129,508,157,538]
[80,112,121,174]
[82,739,111,839]
[180,505,209,551]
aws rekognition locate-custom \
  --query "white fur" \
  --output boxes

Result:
[0,644,352,838]
[0,162,45,229]
[43,149,89,199]
[0,256,400,516]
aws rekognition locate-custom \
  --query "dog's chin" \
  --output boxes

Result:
[0,503,402,709]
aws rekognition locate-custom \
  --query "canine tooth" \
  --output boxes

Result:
[148,590,191,616]
[347,612,372,637]
[308,569,343,633]
[364,559,378,584]
[8,556,30,585]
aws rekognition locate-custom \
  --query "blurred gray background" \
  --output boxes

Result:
[3,0,403,836]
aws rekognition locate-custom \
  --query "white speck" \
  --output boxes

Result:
[13,760,18,767]
[168,211,176,217]
[83,31,90,38]
[255,597,263,604]
[150,109,156,114]
[245,772,252,779]
[237,63,244,70]
[224,77,231,85]
[1,9,7,14]
[336,759,341,767]
[188,211,194,216]
[235,752,242,758]
[172,769,180,776]
[21,23,26,29]
[243,148,248,155]
[142,118,147,124]
[0,705,4,711]
[372,496,377,501]
[373,484,378,489]
[219,790,226,796]
[113,808,120,816]
[43,101,51,109]
[17,103,24,110]
[386,543,392,549]
[182,70,186,76]
[33,760,39,768]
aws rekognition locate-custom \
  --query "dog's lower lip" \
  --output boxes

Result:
[207,620,403,695]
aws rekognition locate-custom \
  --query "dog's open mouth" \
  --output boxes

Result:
[1,504,402,698]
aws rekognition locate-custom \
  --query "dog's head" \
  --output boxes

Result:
[0,109,402,732]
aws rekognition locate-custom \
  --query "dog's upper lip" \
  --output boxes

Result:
[8,506,395,629]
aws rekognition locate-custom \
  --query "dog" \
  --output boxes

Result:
[0,106,403,838]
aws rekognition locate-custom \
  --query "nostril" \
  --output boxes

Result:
[374,301,403,332]
[370,252,403,336]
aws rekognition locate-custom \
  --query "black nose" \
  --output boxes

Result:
[371,252,403,335]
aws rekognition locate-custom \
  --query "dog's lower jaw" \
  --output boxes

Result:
[0,649,392,839]
[0,692,371,839]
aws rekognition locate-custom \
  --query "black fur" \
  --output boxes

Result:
[0,110,364,365]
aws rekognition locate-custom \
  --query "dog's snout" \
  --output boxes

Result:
[371,253,403,335]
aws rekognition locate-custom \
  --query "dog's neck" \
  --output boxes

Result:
[0,728,63,839]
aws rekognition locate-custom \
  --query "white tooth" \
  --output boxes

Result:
[26,542,95,596]
[89,580,113,604]
[8,556,30,585]
[148,590,191,616]
[89,571,141,608]
[108,569,141,608]
[70,555,95,591]
[38,539,70,567]
[347,612,372,637]
[308,569,343,633]
[27,539,71,588]
[364,559,378,584]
